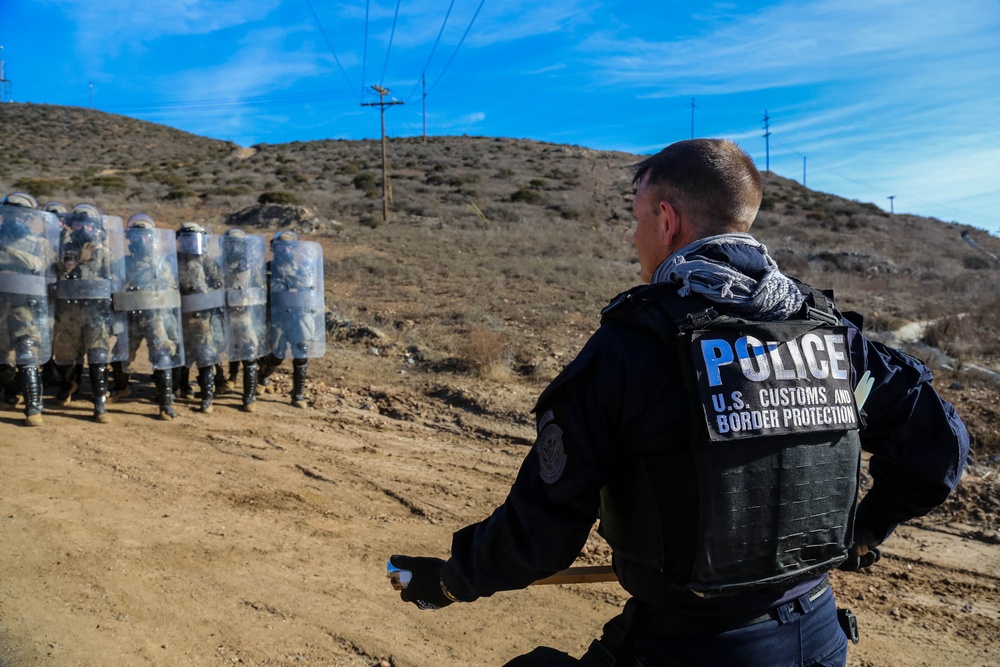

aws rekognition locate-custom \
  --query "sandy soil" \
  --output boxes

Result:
[1,355,998,667]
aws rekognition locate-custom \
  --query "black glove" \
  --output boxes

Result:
[838,544,882,571]
[389,555,454,610]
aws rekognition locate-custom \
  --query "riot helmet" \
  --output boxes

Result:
[42,201,69,215]
[176,221,207,255]
[126,213,157,258]
[271,230,298,264]
[127,212,156,229]
[2,192,39,209]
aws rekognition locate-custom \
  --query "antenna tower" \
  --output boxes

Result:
[762,111,771,174]
[0,46,12,103]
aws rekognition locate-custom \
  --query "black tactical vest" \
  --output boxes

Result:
[597,282,862,596]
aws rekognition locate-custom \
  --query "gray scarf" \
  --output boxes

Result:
[651,233,804,321]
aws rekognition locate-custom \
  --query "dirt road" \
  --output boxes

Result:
[1,364,998,666]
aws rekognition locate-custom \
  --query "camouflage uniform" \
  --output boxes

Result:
[111,214,184,419]
[259,231,326,408]
[51,204,127,423]
[0,193,59,425]
[222,228,268,412]
[175,222,226,413]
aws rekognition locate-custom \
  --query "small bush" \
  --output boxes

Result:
[258,191,299,205]
[353,172,377,195]
[162,187,196,201]
[511,188,544,205]
[461,327,513,380]
[13,177,65,198]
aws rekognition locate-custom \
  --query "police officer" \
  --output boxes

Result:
[0,192,59,426]
[175,221,226,414]
[221,228,268,412]
[111,213,184,420]
[51,203,128,423]
[389,139,969,667]
[257,231,326,408]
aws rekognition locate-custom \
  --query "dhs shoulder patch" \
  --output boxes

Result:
[536,422,568,484]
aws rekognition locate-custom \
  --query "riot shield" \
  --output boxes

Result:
[222,233,268,362]
[113,228,185,370]
[0,205,61,366]
[51,213,129,365]
[177,233,227,368]
[269,239,326,360]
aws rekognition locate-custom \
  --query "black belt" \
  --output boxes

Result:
[634,580,831,637]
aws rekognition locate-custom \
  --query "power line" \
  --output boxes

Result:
[404,0,457,102]
[304,0,359,102]
[426,0,488,96]
[362,0,370,93]
[379,0,402,88]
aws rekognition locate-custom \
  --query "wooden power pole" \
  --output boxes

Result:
[362,85,404,223]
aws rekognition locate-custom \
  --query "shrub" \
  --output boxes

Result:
[258,191,300,205]
[510,188,543,205]
[461,327,513,380]
[353,172,377,195]
[13,177,65,198]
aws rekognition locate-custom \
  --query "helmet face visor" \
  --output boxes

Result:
[127,227,157,255]
[177,231,205,255]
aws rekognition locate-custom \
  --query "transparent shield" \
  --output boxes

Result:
[177,233,227,367]
[269,240,326,360]
[0,205,61,365]
[223,233,268,362]
[113,228,185,370]
[51,214,129,364]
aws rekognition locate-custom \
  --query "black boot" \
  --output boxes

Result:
[175,366,192,399]
[197,365,216,414]
[154,369,176,420]
[21,365,43,426]
[90,364,110,423]
[228,361,241,386]
[291,358,308,408]
[108,361,130,403]
[242,361,258,412]
[215,363,231,394]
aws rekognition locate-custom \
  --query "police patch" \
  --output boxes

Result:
[536,423,568,483]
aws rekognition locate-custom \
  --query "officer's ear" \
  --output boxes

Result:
[661,200,685,253]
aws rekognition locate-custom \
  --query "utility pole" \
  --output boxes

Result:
[361,85,404,223]
[762,111,771,174]
[690,97,697,139]
[0,46,11,103]
[887,195,895,214]
[422,75,427,144]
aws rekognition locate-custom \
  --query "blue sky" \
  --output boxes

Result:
[3,1,999,230]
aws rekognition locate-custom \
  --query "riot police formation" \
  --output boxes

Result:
[0,193,60,426]
[221,228,269,412]
[175,222,227,414]
[258,231,326,408]
[51,204,128,424]
[110,214,185,420]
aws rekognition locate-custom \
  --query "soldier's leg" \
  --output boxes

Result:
[215,363,231,394]
[257,353,281,392]
[109,360,131,403]
[228,360,241,386]
[0,364,19,409]
[197,364,216,414]
[291,358,308,408]
[20,364,44,426]
[89,363,110,423]
[241,359,258,412]
[56,363,79,404]
[175,366,192,399]
[154,368,176,421]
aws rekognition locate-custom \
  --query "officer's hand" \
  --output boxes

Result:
[388,554,453,610]
[839,544,882,571]
[79,242,96,263]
